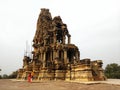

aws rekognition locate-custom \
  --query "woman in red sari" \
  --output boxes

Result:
[28,73,32,82]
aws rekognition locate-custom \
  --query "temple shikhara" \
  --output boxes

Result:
[17,8,106,81]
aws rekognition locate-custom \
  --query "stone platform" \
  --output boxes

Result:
[12,79,120,85]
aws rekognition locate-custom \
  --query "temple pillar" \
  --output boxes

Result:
[33,60,36,71]
[33,60,36,66]
[43,52,46,68]
[50,51,53,61]
[63,36,65,44]
[40,53,43,61]
[41,53,42,61]
[53,31,56,44]
[38,53,41,61]
[75,51,78,60]
[68,36,71,44]
[53,50,56,59]
[61,51,64,61]
[64,50,67,64]
[56,50,59,58]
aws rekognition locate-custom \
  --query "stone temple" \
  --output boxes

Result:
[17,8,106,81]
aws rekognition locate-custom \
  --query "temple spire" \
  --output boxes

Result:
[17,8,106,81]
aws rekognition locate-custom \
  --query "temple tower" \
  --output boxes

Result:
[17,8,106,81]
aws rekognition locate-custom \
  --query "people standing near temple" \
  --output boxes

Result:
[28,73,32,82]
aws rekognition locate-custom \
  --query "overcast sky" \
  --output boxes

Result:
[0,0,120,75]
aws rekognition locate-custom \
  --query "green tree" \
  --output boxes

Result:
[2,74,9,79]
[104,63,120,79]
[0,75,2,79]
[8,70,18,79]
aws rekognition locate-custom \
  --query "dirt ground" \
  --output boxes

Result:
[0,79,120,90]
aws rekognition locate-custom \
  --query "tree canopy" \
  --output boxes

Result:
[104,63,120,79]
[0,70,18,79]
